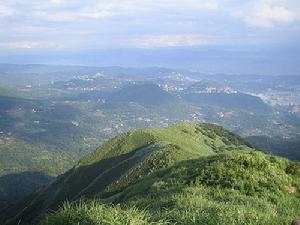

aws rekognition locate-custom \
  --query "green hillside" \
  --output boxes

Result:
[41,151,300,225]
[110,83,176,106]
[0,95,89,209]
[183,92,271,113]
[0,123,254,224]
[246,135,300,161]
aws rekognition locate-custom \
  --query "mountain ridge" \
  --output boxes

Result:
[0,122,255,224]
[38,150,300,225]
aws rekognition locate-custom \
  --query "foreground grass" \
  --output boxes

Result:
[40,200,165,225]
[40,151,300,225]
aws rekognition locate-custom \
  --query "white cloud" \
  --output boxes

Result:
[144,0,218,11]
[233,0,298,27]
[132,34,213,48]
[0,41,63,49]
[0,4,15,16]
[0,41,39,49]
[0,0,299,51]
[50,0,62,5]
[29,0,219,22]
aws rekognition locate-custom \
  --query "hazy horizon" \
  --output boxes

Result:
[1,0,300,75]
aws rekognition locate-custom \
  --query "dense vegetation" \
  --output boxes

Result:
[41,151,300,225]
[39,201,158,225]
[1,122,299,225]
[0,96,94,209]
[0,123,255,224]
[246,135,300,161]
[183,92,271,113]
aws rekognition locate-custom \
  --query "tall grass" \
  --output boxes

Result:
[40,199,165,225]
[40,151,300,225]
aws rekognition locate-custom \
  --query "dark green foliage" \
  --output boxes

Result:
[110,83,177,106]
[286,161,300,176]
[183,92,271,113]
[246,135,300,161]
[0,172,53,209]
[190,152,298,196]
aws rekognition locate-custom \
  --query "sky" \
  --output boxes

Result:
[0,0,300,74]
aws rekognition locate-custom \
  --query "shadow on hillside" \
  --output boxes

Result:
[0,145,154,225]
[245,135,300,161]
[0,171,54,210]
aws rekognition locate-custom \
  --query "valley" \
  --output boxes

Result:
[0,64,300,214]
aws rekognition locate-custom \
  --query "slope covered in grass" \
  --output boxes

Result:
[41,151,300,225]
[39,200,162,225]
[0,123,254,224]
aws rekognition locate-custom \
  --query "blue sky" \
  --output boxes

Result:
[0,0,299,74]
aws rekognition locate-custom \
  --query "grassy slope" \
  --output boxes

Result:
[1,123,253,224]
[41,151,300,225]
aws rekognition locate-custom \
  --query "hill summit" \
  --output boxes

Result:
[111,83,176,106]
[1,123,299,225]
